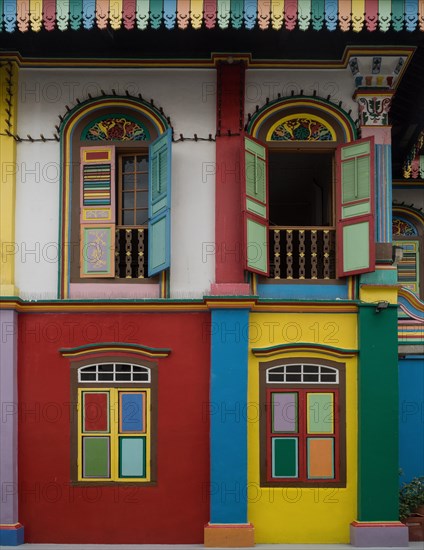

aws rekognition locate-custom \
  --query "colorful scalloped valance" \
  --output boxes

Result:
[1,1,424,33]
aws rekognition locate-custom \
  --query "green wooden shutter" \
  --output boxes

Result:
[336,137,375,277]
[242,135,269,276]
[148,128,172,277]
[79,146,116,278]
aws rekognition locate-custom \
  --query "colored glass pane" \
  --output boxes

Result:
[307,393,334,434]
[119,437,146,477]
[83,392,109,432]
[307,438,335,479]
[272,437,298,478]
[119,392,145,433]
[83,437,110,478]
[272,392,298,433]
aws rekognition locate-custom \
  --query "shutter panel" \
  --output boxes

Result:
[336,137,375,277]
[242,135,269,276]
[148,128,172,277]
[79,146,116,278]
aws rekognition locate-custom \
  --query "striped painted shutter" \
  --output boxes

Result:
[148,128,172,277]
[79,146,116,278]
[242,135,269,276]
[336,137,375,277]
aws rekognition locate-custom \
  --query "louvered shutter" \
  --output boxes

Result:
[242,135,269,275]
[336,137,375,277]
[79,146,116,278]
[148,128,172,276]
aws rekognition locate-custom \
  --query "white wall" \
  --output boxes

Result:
[15,68,216,299]
[245,68,357,122]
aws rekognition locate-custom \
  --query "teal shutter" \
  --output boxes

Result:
[242,135,269,276]
[148,128,172,277]
[336,137,375,277]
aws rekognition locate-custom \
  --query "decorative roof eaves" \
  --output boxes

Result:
[1,2,424,33]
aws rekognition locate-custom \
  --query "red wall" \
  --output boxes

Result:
[18,312,210,543]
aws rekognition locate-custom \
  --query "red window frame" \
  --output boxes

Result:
[266,388,340,484]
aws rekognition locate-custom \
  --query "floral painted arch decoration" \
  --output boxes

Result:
[268,114,336,142]
[81,114,150,142]
[247,96,357,144]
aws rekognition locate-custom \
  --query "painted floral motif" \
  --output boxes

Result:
[392,217,417,236]
[84,117,148,141]
[271,118,334,141]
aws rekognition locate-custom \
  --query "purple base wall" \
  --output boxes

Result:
[0,310,19,529]
[350,522,409,547]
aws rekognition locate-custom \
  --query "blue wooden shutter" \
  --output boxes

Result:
[242,135,269,276]
[148,128,172,277]
[336,137,375,277]
[79,146,116,278]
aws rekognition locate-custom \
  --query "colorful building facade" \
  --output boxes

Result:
[1,2,423,547]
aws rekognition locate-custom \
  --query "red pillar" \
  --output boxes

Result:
[212,61,250,294]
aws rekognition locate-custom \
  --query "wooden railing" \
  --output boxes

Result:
[115,226,148,278]
[269,227,336,280]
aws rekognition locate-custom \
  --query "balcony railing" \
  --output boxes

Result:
[269,227,336,280]
[115,226,148,278]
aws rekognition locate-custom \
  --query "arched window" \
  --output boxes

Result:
[71,358,157,484]
[59,97,172,299]
[260,358,346,487]
[392,206,423,298]
[242,96,375,280]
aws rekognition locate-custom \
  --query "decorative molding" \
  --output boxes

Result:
[354,92,394,126]
[251,342,358,358]
[2,2,424,32]
[60,342,171,359]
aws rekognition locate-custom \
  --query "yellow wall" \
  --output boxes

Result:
[248,312,357,543]
[0,62,19,296]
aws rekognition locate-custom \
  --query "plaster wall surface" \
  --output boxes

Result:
[245,69,356,119]
[393,190,424,212]
[15,69,216,298]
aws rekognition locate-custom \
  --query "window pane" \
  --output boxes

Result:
[81,365,96,372]
[80,373,96,381]
[272,437,298,478]
[286,374,302,382]
[286,365,301,373]
[321,374,337,383]
[123,157,134,172]
[123,174,135,190]
[120,392,145,433]
[98,364,113,372]
[119,437,146,478]
[136,210,148,226]
[123,210,134,225]
[98,373,114,381]
[123,193,134,208]
[116,373,131,381]
[272,392,297,433]
[136,191,146,208]
[136,172,148,190]
[136,156,148,172]
[83,437,110,478]
[304,374,320,382]
[133,373,149,381]
[116,364,131,372]
[307,438,335,479]
[307,393,334,434]
[83,392,109,432]
[304,365,319,373]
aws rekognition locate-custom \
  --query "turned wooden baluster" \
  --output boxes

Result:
[138,228,145,278]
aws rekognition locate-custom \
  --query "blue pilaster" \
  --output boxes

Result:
[210,308,249,524]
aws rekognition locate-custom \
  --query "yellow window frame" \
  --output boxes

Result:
[77,388,151,482]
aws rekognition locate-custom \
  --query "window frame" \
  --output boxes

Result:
[70,357,158,486]
[259,358,346,488]
[70,108,159,284]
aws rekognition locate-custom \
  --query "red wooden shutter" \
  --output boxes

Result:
[336,137,375,277]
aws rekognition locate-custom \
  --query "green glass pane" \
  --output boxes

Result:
[307,393,334,434]
[272,437,298,478]
[83,437,110,478]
